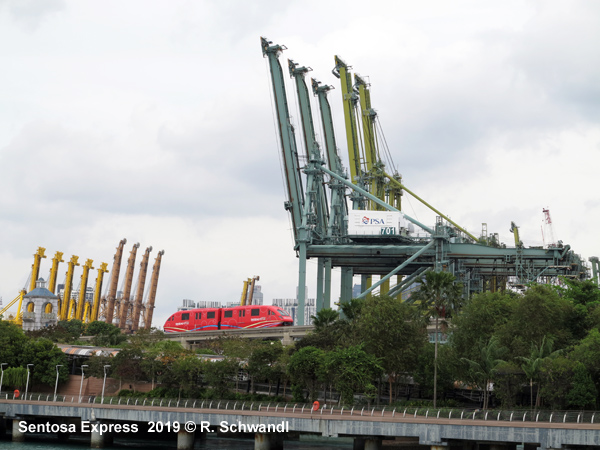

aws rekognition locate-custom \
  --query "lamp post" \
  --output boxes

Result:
[25,364,33,400]
[54,365,62,401]
[79,364,88,403]
[0,363,7,397]
[102,365,111,403]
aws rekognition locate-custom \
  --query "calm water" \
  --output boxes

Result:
[0,435,352,449]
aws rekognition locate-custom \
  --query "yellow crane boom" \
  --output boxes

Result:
[88,263,109,323]
[48,251,64,294]
[29,247,47,292]
[59,255,80,321]
[73,259,94,320]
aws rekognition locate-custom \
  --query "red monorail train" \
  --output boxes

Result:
[163,305,294,333]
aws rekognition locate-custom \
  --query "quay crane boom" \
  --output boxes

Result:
[131,246,152,331]
[141,250,164,330]
[103,239,127,324]
[118,242,140,329]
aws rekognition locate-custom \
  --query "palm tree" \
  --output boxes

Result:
[411,270,462,407]
[311,308,339,329]
[461,336,506,409]
[518,336,561,409]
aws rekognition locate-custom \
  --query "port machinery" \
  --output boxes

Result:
[0,240,164,332]
[261,37,592,324]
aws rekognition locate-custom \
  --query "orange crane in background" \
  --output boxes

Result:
[130,246,152,332]
[141,250,164,330]
[118,243,140,329]
[73,259,94,320]
[87,262,109,323]
[59,256,80,321]
[103,239,127,324]
[240,276,260,306]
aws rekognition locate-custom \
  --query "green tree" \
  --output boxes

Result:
[87,321,126,347]
[21,338,69,387]
[567,362,597,409]
[355,295,426,404]
[171,354,203,398]
[570,328,600,395]
[247,341,284,394]
[461,336,506,409]
[58,320,85,342]
[0,321,28,367]
[539,356,577,410]
[322,345,382,405]
[311,308,339,329]
[517,336,562,409]
[288,346,324,402]
[411,270,462,407]
[203,358,239,398]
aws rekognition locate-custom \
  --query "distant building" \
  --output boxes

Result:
[272,291,315,326]
[22,278,58,331]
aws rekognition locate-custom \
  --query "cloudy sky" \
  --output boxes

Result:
[1,0,599,328]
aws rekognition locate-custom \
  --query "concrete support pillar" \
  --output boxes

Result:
[90,424,106,449]
[354,437,365,450]
[364,438,382,450]
[177,430,195,450]
[12,419,25,442]
[255,432,283,450]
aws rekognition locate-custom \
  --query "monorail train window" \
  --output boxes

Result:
[207,311,216,319]
[239,310,245,317]
[195,312,201,320]
[251,308,260,317]
[224,310,233,318]
[269,310,275,315]
[169,316,174,321]
[277,309,290,316]
[181,313,189,320]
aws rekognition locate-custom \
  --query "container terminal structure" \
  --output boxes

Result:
[261,37,591,325]
[0,240,164,332]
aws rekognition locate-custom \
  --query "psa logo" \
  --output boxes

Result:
[362,216,385,225]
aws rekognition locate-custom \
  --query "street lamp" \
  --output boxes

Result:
[25,364,34,400]
[54,365,63,401]
[79,365,88,403]
[101,365,111,403]
[0,363,7,397]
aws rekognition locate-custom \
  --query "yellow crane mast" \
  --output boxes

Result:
[29,247,47,292]
[240,276,260,306]
[103,238,127,324]
[59,256,80,321]
[73,259,94,320]
[130,246,152,332]
[118,243,140,329]
[141,250,164,330]
[48,251,64,294]
[87,263,109,323]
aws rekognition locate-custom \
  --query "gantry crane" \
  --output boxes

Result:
[59,256,80,321]
[72,259,94,320]
[102,238,127,324]
[261,37,590,321]
[87,262,109,323]
[130,246,152,332]
[141,250,164,330]
[118,243,140,329]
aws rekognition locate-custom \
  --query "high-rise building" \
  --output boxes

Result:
[272,295,315,326]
